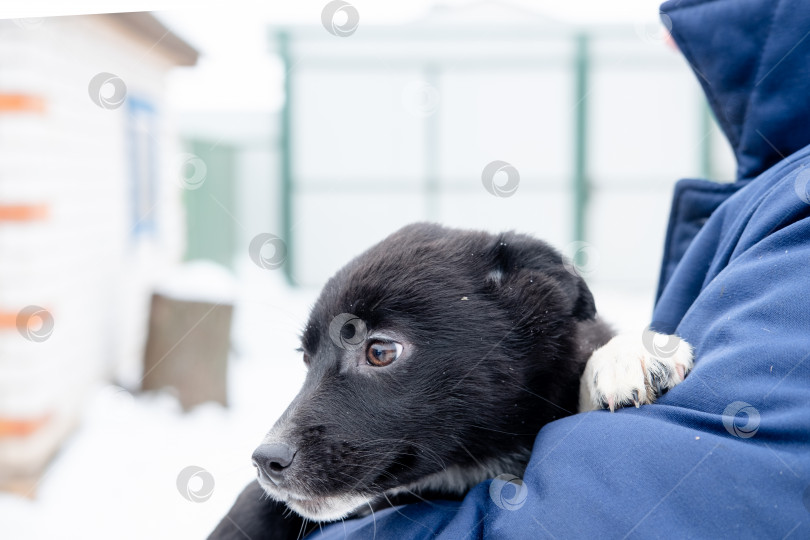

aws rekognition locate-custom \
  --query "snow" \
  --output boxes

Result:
[0,270,318,540]
[152,261,239,304]
[0,271,652,539]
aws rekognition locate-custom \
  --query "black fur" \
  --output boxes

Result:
[209,223,612,539]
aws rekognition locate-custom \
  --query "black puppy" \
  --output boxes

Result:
[210,223,691,539]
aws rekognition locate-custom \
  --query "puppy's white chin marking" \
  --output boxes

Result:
[286,493,372,522]
[256,479,371,522]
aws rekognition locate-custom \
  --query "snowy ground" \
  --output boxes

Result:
[0,272,654,540]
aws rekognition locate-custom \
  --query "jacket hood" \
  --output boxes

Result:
[662,0,810,180]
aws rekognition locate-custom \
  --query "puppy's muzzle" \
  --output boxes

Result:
[252,442,297,485]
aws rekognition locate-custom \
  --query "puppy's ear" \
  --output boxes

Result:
[570,276,597,321]
[488,233,597,321]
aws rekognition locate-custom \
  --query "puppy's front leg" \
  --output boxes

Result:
[579,331,694,413]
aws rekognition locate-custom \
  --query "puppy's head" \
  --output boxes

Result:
[253,223,597,520]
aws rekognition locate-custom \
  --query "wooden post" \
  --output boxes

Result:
[142,293,232,410]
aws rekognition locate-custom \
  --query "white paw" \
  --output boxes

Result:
[579,331,694,413]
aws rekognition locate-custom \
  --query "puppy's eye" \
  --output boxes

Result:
[366,340,402,367]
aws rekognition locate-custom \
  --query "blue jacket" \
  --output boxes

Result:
[313,0,810,537]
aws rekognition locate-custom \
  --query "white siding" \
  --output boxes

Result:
[0,16,185,474]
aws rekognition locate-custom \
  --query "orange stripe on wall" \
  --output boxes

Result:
[0,307,53,329]
[0,312,17,329]
[0,204,49,222]
[0,94,46,113]
[0,416,50,437]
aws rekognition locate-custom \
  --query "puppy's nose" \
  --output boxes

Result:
[252,442,296,484]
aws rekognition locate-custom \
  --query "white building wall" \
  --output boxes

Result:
[0,15,185,478]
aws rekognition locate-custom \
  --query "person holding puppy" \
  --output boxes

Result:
[303,0,810,537]
[211,0,810,537]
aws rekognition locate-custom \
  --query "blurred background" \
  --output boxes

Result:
[0,1,735,538]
